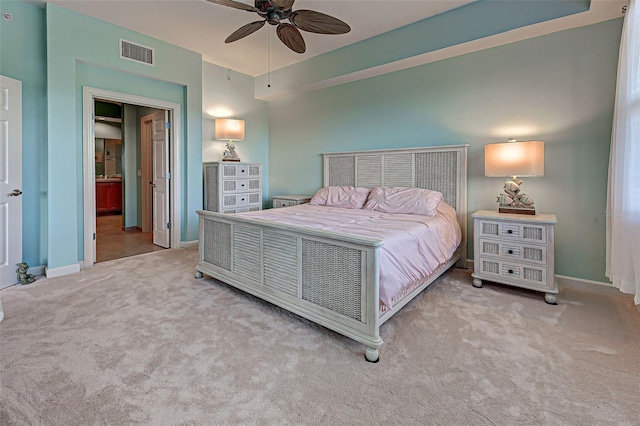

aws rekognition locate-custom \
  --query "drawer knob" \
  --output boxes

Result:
[508,250,514,254]
[507,230,513,234]
[508,269,514,274]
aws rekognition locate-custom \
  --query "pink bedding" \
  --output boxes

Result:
[240,202,461,309]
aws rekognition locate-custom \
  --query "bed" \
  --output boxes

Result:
[195,145,468,361]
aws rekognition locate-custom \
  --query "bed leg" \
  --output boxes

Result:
[195,270,203,279]
[365,347,380,363]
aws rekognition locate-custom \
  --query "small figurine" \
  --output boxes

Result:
[222,142,240,162]
[16,262,36,285]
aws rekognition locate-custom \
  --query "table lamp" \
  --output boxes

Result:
[215,118,245,162]
[485,139,544,215]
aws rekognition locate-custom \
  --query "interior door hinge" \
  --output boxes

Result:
[93,233,96,240]
[165,122,171,129]
[167,172,171,179]
[167,222,171,229]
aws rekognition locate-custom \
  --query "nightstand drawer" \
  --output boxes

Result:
[478,238,547,265]
[478,258,549,288]
[478,220,547,244]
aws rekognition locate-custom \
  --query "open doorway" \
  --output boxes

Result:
[93,100,167,263]
[83,87,182,269]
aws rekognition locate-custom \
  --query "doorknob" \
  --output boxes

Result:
[9,189,22,197]
[151,184,157,188]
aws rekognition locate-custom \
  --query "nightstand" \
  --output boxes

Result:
[272,195,312,208]
[471,210,558,304]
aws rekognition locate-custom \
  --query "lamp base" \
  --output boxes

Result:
[499,206,535,215]
[221,158,241,162]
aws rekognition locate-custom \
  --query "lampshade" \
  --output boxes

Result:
[215,118,245,141]
[485,140,544,177]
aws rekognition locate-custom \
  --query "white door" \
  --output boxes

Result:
[0,76,23,288]
[151,110,170,248]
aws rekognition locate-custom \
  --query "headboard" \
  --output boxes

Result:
[322,145,469,267]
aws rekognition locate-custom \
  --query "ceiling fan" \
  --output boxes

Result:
[206,0,351,54]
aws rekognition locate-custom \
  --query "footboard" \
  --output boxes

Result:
[196,210,384,361]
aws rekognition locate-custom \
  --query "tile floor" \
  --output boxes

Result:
[96,214,165,263]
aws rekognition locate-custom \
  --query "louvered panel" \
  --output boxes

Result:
[356,155,382,187]
[502,265,521,278]
[482,222,499,236]
[248,179,260,190]
[482,241,500,255]
[204,164,219,211]
[383,153,413,187]
[223,165,237,177]
[249,193,260,204]
[248,166,260,176]
[203,220,231,270]
[523,226,544,242]
[523,267,544,282]
[263,231,298,297]
[328,156,356,186]
[502,245,520,257]
[481,260,499,274]
[233,225,261,281]
[415,151,457,208]
[248,206,260,212]
[223,195,236,207]
[302,240,362,322]
[223,180,236,192]
[523,247,544,262]
[501,225,520,238]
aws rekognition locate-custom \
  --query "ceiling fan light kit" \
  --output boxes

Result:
[207,0,351,54]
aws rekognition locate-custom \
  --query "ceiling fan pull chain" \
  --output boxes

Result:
[268,26,272,88]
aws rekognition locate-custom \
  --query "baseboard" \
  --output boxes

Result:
[28,265,45,277]
[555,275,631,298]
[465,260,630,299]
[45,263,81,279]
[181,240,198,249]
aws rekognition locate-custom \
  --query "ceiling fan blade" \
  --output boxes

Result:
[276,23,306,54]
[269,0,295,10]
[289,10,351,35]
[225,20,266,43]
[206,0,258,12]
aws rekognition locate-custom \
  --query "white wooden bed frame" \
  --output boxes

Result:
[196,145,468,362]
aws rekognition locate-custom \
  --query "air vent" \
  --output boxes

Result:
[119,39,154,66]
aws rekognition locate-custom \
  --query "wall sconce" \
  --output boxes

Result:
[485,139,544,215]
[215,118,245,162]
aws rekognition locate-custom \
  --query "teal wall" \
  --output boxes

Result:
[268,19,623,283]
[256,0,590,99]
[46,4,202,268]
[202,62,269,206]
[0,1,47,268]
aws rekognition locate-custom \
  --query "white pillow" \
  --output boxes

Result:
[309,186,371,209]
[363,187,443,216]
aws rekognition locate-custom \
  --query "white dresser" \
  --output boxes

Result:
[471,210,558,304]
[203,162,262,213]
[272,194,312,208]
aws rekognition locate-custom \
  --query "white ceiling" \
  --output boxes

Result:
[39,0,476,76]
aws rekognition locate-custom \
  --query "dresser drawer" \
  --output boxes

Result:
[478,220,547,244]
[222,178,261,193]
[478,257,549,288]
[222,192,261,209]
[222,164,261,178]
[478,238,547,265]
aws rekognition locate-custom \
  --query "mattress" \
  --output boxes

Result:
[240,202,461,309]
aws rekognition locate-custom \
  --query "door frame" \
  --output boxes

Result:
[82,87,182,268]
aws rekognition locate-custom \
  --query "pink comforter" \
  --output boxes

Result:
[240,203,461,309]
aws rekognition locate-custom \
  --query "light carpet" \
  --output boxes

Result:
[1,248,639,425]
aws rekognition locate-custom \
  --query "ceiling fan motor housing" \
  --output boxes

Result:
[255,0,292,25]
